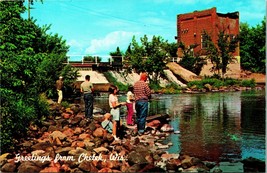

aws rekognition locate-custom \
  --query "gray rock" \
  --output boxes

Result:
[1,162,17,172]
[78,161,98,172]
[70,104,81,115]
[70,117,82,125]
[56,147,75,155]
[49,130,67,140]
[17,162,42,173]
[0,153,10,167]
[127,151,149,165]
[31,141,52,151]
[68,147,88,156]
[47,124,62,132]
[88,121,96,131]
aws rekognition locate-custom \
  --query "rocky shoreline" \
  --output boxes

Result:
[0,102,265,172]
[180,84,264,94]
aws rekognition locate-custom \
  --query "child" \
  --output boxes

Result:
[108,85,126,140]
[126,85,135,126]
[101,113,113,133]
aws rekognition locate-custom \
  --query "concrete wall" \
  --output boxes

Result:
[75,69,187,92]
[200,60,241,78]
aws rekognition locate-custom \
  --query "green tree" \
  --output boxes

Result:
[203,30,239,78]
[218,31,239,77]
[110,47,123,61]
[125,35,171,84]
[178,42,206,75]
[125,36,145,72]
[240,17,266,73]
[83,55,102,63]
[110,46,123,57]
[166,42,178,57]
[110,47,123,70]
[0,0,78,152]
[203,30,220,75]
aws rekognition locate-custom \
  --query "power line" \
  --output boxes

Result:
[63,3,175,30]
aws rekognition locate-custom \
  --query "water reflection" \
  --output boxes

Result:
[94,90,265,162]
[240,91,266,161]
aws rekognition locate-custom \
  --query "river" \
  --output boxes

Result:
[94,90,265,162]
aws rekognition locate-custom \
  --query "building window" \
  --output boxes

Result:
[201,34,209,49]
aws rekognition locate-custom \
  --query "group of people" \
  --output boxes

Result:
[56,75,94,119]
[56,72,151,141]
[104,72,151,140]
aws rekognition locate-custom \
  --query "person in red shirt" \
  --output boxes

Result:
[133,72,151,136]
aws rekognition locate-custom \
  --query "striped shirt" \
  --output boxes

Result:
[133,80,151,101]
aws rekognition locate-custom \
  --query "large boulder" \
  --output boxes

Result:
[167,62,202,83]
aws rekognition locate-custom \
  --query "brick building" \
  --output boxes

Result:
[177,7,241,77]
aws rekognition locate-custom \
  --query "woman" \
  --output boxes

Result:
[108,85,125,140]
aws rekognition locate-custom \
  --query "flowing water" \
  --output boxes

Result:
[94,90,265,162]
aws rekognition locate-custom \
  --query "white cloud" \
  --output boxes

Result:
[67,39,83,49]
[85,31,140,56]
[67,39,90,60]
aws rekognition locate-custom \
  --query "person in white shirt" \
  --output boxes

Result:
[108,85,125,140]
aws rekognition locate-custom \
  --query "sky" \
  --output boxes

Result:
[23,0,266,61]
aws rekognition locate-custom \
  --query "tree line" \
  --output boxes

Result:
[0,0,265,152]
[0,0,79,152]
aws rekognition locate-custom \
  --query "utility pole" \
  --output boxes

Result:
[28,0,39,20]
[28,0,30,20]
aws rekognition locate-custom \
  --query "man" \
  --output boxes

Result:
[80,75,94,119]
[133,72,151,136]
[56,76,64,104]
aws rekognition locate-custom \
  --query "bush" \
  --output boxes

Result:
[61,101,70,108]
[187,80,203,89]
[224,78,240,86]
[212,80,224,88]
[0,89,49,152]
[241,79,256,87]
[165,83,182,90]
[149,82,163,92]
[161,83,182,94]
[187,77,241,89]
[103,71,128,92]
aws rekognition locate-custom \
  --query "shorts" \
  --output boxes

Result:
[110,108,120,121]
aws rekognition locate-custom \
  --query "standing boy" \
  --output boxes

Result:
[80,75,94,119]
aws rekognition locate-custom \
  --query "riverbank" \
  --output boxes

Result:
[71,73,265,100]
[0,101,265,172]
[76,70,265,93]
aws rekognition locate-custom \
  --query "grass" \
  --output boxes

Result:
[103,71,129,92]
[103,72,257,94]
[187,77,256,89]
